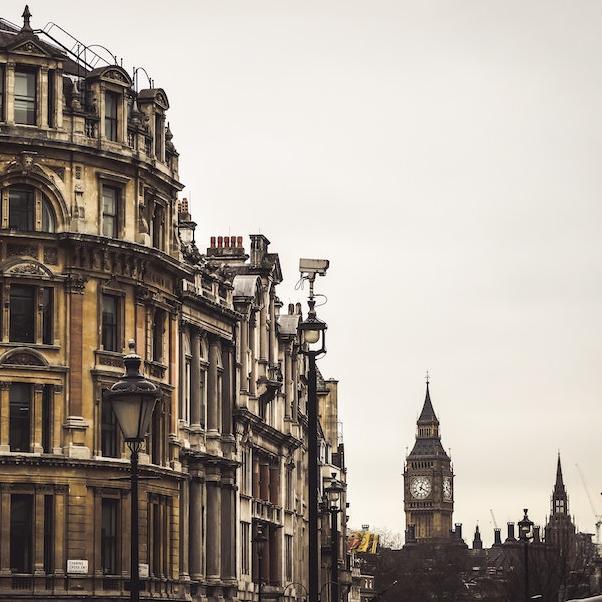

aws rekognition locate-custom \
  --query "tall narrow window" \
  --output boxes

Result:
[104,91,118,141]
[47,70,55,128]
[101,294,119,351]
[241,448,249,495]
[41,198,56,233]
[0,64,5,121]
[285,467,293,510]
[152,309,165,362]
[101,397,119,458]
[43,495,54,573]
[101,499,118,574]
[241,522,250,575]
[41,385,52,453]
[102,185,119,238]
[41,287,53,345]
[180,358,191,423]
[285,534,293,582]
[154,113,163,159]
[11,494,33,573]
[10,384,31,452]
[14,68,36,125]
[151,502,161,576]
[9,187,35,231]
[152,205,164,250]
[10,285,35,343]
[151,403,162,465]
[199,369,207,428]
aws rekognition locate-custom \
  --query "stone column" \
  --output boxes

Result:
[0,383,9,453]
[205,477,221,581]
[120,489,130,580]
[179,477,190,580]
[0,486,9,575]
[190,328,201,427]
[284,344,292,419]
[240,316,249,393]
[33,487,46,576]
[220,475,236,582]
[259,295,268,362]
[55,68,63,129]
[221,343,233,436]
[66,275,86,417]
[52,385,64,455]
[207,338,220,434]
[32,384,44,454]
[54,486,67,587]
[39,67,48,128]
[189,475,203,581]
[5,63,14,125]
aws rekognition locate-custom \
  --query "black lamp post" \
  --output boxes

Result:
[299,276,327,602]
[105,341,160,602]
[253,523,268,602]
[324,474,345,602]
[518,508,534,602]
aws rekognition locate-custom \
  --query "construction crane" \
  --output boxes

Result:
[489,509,499,530]
[576,464,602,555]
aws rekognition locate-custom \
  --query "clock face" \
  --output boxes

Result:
[410,476,432,499]
[443,477,452,501]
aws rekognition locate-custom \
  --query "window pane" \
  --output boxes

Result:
[101,499,118,574]
[104,92,118,141]
[15,70,36,125]
[152,309,165,362]
[101,294,118,351]
[11,494,33,573]
[101,398,119,458]
[9,187,34,231]
[41,198,55,233]
[102,186,118,238]
[10,285,35,343]
[41,287,53,344]
[44,495,54,572]
[10,384,31,452]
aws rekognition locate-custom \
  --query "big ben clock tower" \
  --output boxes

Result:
[403,377,454,543]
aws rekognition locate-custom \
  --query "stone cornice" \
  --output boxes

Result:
[234,407,303,451]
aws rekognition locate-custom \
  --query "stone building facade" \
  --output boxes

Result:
[0,7,349,602]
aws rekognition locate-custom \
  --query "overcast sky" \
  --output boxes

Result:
[7,0,602,546]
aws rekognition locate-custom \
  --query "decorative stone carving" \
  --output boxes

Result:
[65,273,88,294]
[7,244,37,258]
[44,247,58,265]
[8,262,45,276]
[1,351,46,366]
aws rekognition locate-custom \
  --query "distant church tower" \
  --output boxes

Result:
[544,454,575,550]
[404,379,453,542]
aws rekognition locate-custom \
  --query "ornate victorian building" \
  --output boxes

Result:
[403,381,454,543]
[0,7,350,602]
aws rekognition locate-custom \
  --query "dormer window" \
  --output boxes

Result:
[104,91,119,141]
[14,68,36,125]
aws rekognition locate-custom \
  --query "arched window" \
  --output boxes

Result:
[41,197,55,233]
[6,185,57,233]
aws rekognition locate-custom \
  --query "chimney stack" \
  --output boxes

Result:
[493,528,502,546]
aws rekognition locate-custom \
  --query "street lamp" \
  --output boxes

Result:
[298,259,329,602]
[253,523,268,602]
[105,340,161,602]
[325,474,345,602]
[518,508,534,602]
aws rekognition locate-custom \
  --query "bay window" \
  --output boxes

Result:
[7,186,56,233]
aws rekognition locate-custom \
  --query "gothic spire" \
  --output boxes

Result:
[418,380,439,425]
[555,453,564,490]
[551,453,568,515]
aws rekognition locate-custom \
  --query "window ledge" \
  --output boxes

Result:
[0,342,60,350]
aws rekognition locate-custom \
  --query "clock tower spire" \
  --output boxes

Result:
[404,378,454,543]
